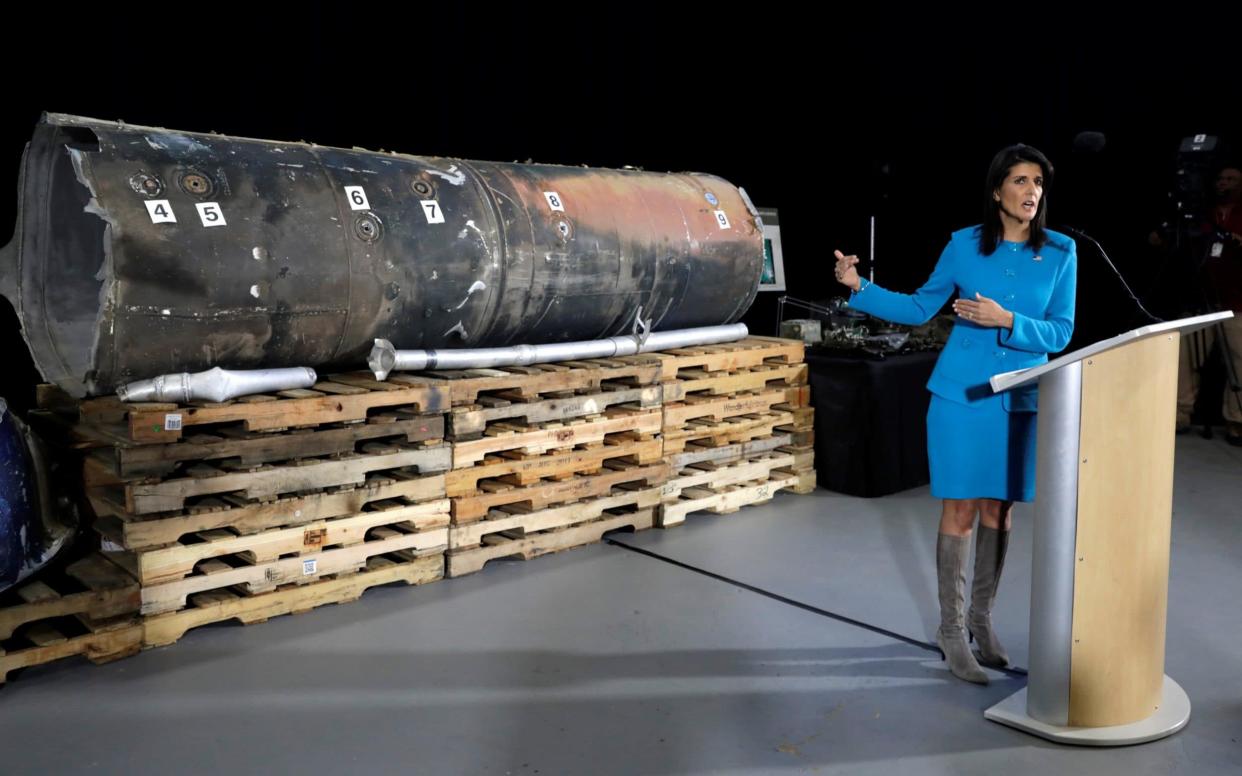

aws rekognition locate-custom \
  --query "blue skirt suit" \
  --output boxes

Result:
[846,227,1077,502]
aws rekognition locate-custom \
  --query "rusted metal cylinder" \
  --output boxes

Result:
[0,114,763,397]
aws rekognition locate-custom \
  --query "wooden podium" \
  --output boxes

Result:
[982,311,1232,745]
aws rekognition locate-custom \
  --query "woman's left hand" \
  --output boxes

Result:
[953,293,1014,330]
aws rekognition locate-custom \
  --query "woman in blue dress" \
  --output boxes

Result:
[834,144,1077,684]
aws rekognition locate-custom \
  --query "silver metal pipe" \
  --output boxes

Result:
[118,367,318,403]
[369,324,750,380]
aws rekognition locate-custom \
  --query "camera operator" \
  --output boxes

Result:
[1173,164,1242,444]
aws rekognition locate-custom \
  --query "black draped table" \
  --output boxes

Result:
[806,349,938,497]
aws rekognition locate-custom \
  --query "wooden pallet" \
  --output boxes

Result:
[452,462,668,523]
[615,337,805,381]
[143,552,443,648]
[793,470,819,494]
[23,409,108,453]
[662,387,806,430]
[658,470,810,528]
[0,554,139,642]
[663,432,796,470]
[781,405,816,431]
[446,437,663,496]
[451,486,662,549]
[83,412,445,479]
[0,553,143,684]
[660,451,812,503]
[90,468,447,551]
[448,385,660,439]
[125,499,450,587]
[660,363,808,402]
[446,506,656,578]
[34,384,82,415]
[89,441,451,515]
[662,411,807,454]
[75,372,450,444]
[451,409,661,469]
[122,517,449,616]
[1,614,142,684]
[424,359,662,407]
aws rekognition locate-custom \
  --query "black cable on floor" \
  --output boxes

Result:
[605,537,1028,679]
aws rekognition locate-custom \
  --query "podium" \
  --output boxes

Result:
[982,311,1232,745]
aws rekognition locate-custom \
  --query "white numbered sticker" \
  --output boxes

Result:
[421,200,445,224]
[714,210,731,230]
[164,413,183,431]
[196,202,227,227]
[1211,241,1225,258]
[344,185,371,211]
[543,191,565,212]
[302,558,318,576]
[144,199,177,224]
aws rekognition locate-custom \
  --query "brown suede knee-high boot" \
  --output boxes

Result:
[967,525,1010,668]
[936,533,988,685]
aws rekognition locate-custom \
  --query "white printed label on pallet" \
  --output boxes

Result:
[163,413,183,431]
[302,558,318,576]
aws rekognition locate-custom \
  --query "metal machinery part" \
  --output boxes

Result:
[0,114,764,397]
[117,366,318,403]
[0,398,76,593]
[369,323,749,379]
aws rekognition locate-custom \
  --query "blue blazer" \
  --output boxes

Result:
[848,227,1077,411]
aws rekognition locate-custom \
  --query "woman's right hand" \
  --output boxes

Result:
[833,250,861,291]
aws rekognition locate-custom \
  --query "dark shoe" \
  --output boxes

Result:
[967,525,1011,668]
[936,533,988,685]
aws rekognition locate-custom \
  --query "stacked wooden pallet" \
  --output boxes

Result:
[429,359,667,578]
[639,337,817,527]
[29,373,452,654]
[0,554,142,684]
[3,337,817,682]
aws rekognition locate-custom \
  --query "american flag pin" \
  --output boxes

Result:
[1033,255,1043,262]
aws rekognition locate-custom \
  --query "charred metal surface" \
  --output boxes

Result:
[0,114,763,397]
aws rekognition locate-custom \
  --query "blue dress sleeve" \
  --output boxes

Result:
[998,241,1077,353]
[846,241,957,325]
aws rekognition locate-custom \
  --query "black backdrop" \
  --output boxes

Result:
[2,9,1238,409]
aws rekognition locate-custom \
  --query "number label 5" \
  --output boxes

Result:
[196,203,227,227]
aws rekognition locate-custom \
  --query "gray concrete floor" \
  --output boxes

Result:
[0,433,1238,774]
